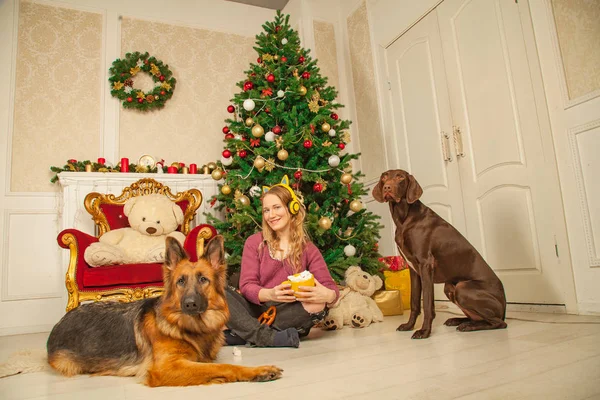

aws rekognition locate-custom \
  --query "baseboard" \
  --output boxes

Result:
[577,302,600,315]
[0,324,53,337]
[434,300,567,314]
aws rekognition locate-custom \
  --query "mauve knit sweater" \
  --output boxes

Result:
[239,232,340,305]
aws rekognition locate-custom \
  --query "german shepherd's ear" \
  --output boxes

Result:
[406,174,423,204]
[204,235,226,270]
[372,172,386,203]
[165,236,187,270]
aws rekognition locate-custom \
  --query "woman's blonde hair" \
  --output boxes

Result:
[261,185,308,273]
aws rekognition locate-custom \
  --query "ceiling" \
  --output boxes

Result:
[225,0,290,10]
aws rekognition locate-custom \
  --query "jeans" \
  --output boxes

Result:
[225,286,327,346]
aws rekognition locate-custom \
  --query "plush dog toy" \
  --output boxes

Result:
[84,194,186,266]
[323,266,384,330]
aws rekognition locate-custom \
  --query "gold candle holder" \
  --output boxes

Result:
[182,166,189,174]
[85,164,92,172]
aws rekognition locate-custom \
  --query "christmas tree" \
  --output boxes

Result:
[206,11,383,283]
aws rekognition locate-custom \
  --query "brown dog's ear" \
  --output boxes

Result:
[165,236,187,270]
[372,175,384,203]
[204,235,226,270]
[406,174,423,204]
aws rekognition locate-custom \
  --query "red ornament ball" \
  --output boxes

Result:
[302,72,310,79]
[281,56,287,63]
[138,98,144,103]
[222,126,230,134]
[292,183,300,190]
[331,113,339,120]
[227,105,235,113]
[144,60,149,65]
[338,143,345,150]
[225,133,234,140]
[303,140,313,149]
[313,183,323,193]
[243,81,253,91]
[222,149,232,158]
[298,56,305,63]
[265,108,270,113]
[239,150,248,158]
[294,170,303,180]
[266,74,275,83]
[257,57,262,63]
[160,90,166,96]
[272,125,282,135]
[275,25,281,32]
[159,75,165,82]
[127,97,133,103]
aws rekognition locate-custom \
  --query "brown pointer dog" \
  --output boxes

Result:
[373,169,507,339]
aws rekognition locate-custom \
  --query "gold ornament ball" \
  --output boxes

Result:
[277,149,289,161]
[254,157,265,169]
[221,185,232,195]
[349,200,363,212]
[252,124,265,137]
[245,117,254,127]
[211,169,223,180]
[299,86,307,96]
[238,195,250,206]
[318,216,332,230]
[274,54,279,61]
[321,122,331,133]
[207,162,217,170]
[341,173,352,184]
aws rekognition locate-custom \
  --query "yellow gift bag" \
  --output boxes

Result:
[383,270,411,310]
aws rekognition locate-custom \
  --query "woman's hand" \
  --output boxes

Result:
[261,282,296,303]
[295,278,336,304]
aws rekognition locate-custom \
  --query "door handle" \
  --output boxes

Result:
[453,126,465,158]
[441,131,452,162]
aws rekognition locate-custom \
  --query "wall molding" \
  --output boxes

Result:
[1,209,63,302]
[568,118,600,268]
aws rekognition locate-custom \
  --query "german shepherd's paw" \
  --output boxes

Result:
[251,365,283,382]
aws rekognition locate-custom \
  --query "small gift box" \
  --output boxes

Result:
[373,289,403,316]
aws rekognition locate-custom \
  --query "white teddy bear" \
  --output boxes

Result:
[323,266,384,329]
[84,194,186,266]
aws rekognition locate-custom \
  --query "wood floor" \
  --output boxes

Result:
[1,310,600,400]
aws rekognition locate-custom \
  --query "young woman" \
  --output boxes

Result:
[225,182,339,348]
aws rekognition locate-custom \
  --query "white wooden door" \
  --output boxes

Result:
[436,0,565,304]
[384,0,567,304]
[385,11,466,233]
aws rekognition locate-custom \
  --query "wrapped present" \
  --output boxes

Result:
[373,289,403,316]
[379,255,407,271]
[383,270,411,310]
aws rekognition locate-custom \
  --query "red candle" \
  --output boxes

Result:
[189,163,197,174]
[97,157,106,164]
[120,158,129,172]
[167,166,177,174]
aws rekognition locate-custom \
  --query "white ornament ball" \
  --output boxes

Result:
[265,131,276,142]
[328,129,336,137]
[234,134,243,140]
[282,38,288,45]
[249,185,262,197]
[277,90,285,98]
[328,155,340,167]
[344,244,356,257]
[243,99,256,111]
[221,156,233,166]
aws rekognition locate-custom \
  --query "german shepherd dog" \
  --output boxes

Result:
[47,236,283,386]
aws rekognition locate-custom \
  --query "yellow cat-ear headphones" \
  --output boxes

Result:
[262,175,301,215]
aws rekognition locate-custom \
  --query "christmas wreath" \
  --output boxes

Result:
[108,51,176,111]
